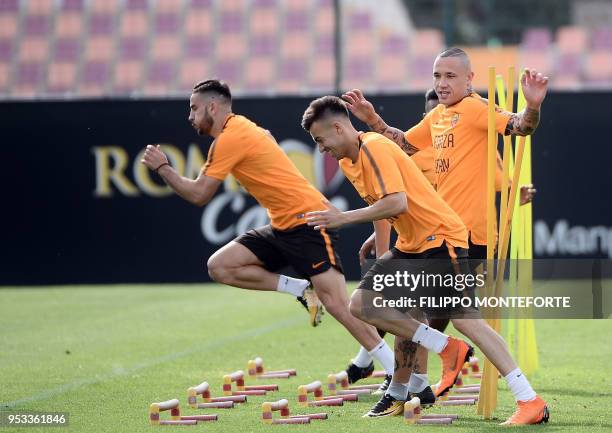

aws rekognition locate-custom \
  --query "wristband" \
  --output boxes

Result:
[155,162,170,173]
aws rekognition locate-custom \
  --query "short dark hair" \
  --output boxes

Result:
[301,96,349,131]
[437,47,471,71]
[425,88,438,102]
[438,47,468,59]
[192,79,232,102]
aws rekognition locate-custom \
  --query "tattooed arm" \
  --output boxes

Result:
[369,116,421,156]
[504,107,540,136]
[505,68,549,136]
[342,89,420,156]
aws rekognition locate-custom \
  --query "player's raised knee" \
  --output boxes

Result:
[206,255,231,283]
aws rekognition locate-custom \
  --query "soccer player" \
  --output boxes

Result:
[301,95,549,425]
[342,48,548,424]
[141,79,395,378]
[346,89,537,395]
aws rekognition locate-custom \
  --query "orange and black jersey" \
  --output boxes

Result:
[339,132,468,254]
[405,93,512,245]
[202,114,326,230]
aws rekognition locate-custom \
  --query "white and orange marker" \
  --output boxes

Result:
[248,356,297,378]
[187,382,211,408]
[223,370,245,395]
[404,397,454,425]
[370,370,387,378]
[262,399,291,423]
[327,371,349,395]
[149,399,218,425]
[262,399,327,424]
[297,380,323,406]
[469,356,480,374]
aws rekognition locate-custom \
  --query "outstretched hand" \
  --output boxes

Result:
[521,69,549,109]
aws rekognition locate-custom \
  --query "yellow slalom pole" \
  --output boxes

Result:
[516,76,539,375]
[478,66,499,419]
[496,71,517,357]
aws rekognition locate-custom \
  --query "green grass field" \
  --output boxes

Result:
[1,284,611,432]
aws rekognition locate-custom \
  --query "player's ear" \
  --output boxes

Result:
[333,121,343,135]
[467,71,475,86]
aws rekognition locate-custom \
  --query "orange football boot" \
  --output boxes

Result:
[500,395,549,426]
[434,337,473,397]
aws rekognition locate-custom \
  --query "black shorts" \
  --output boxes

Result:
[235,224,343,279]
[468,238,487,260]
[357,242,478,319]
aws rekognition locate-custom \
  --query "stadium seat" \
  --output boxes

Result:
[307,56,334,92]
[13,61,43,97]
[411,29,444,56]
[520,28,552,51]
[47,36,81,93]
[518,50,552,76]
[591,27,612,50]
[184,35,213,58]
[119,1,149,38]
[314,2,334,34]
[55,0,84,39]
[178,58,210,92]
[278,58,307,93]
[409,54,434,90]
[315,34,334,57]
[377,36,410,91]
[113,60,144,94]
[119,37,147,61]
[185,9,213,37]
[0,0,19,40]
[216,33,246,62]
[244,57,277,92]
[144,60,176,95]
[13,0,54,96]
[556,26,588,54]
[554,53,584,90]
[47,62,78,94]
[213,59,242,90]
[343,57,375,91]
[0,62,9,95]
[0,38,11,63]
[251,0,279,35]
[218,0,243,13]
[151,36,181,62]
[585,51,612,84]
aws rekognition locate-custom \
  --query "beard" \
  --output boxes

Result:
[195,111,214,136]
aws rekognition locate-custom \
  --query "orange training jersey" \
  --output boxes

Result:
[410,146,436,188]
[411,146,505,191]
[404,93,511,245]
[339,132,468,254]
[202,114,325,230]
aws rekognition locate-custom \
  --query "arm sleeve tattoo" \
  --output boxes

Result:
[369,117,420,156]
[504,107,540,136]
